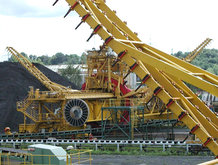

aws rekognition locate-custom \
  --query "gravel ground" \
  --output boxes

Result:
[87,155,214,165]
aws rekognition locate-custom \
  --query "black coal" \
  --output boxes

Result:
[0,62,78,132]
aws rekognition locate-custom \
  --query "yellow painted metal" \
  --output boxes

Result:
[65,0,218,94]
[115,41,218,96]
[5,0,218,156]
[184,38,212,62]
[7,46,124,132]
[161,72,218,129]
[16,88,114,132]
[9,45,151,133]
[144,64,218,138]
[6,47,79,93]
[63,0,218,155]
[83,0,218,86]
[198,159,218,165]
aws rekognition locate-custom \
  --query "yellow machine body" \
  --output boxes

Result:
[6,0,218,156]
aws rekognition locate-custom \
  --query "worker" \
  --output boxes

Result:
[4,127,12,135]
[89,133,97,140]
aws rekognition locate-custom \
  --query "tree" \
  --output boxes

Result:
[173,49,218,75]
[50,52,67,65]
[174,51,186,59]
[29,55,37,61]
[37,55,51,65]
[8,52,28,62]
[59,65,82,87]
[80,52,87,64]
[66,54,80,64]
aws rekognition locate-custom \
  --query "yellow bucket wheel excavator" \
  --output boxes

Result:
[7,46,153,133]
[6,0,218,156]
[56,0,218,156]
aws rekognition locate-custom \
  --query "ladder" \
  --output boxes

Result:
[6,47,78,92]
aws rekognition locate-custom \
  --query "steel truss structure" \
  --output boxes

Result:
[52,0,218,155]
[101,106,176,140]
[4,0,218,157]
[184,38,212,63]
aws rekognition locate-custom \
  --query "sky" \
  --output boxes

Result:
[0,0,218,62]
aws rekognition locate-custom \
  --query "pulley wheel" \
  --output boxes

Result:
[64,99,89,126]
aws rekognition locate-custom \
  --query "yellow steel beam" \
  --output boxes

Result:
[198,159,218,165]
[65,92,115,99]
[144,63,217,137]
[81,0,137,50]
[115,41,218,97]
[141,112,176,120]
[141,43,218,83]
[27,90,115,100]
[41,104,59,120]
[94,0,140,41]
[94,1,218,83]
[184,38,212,62]
[70,0,218,93]
[164,73,218,128]
[6,47,79,92]
[64,0,218,155]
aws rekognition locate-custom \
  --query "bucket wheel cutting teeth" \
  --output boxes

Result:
[64,99,89,126]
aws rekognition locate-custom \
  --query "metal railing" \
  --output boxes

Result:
[0,149,92,165]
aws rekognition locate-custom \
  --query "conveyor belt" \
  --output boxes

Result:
[0,139,187,145]
[0,119,177,140]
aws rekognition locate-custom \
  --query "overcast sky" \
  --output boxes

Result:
[1,0,218,61]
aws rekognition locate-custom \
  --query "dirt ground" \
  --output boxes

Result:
[87,155,214,165]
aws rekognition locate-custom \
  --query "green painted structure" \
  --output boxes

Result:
[28,144,67,165]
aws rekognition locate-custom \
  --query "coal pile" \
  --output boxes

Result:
[0,62,78,132]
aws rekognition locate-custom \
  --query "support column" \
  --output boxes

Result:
[95,143,98,151]
[163,144,166,152]
[186,144,189,153]
[117,144,120,152]
[140,144,142,151]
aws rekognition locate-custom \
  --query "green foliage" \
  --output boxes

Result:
[66,54,81,64]
[8,51,87,65]
[49,52,66,65]
[81,52,87,64]
[59,65,82,87]
[8,52,28,62]
[38,52,86,65]
[173,49,218,75]
[37,55,51,65]
[8,52,43,64]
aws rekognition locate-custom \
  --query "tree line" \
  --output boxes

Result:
[9,52,87,65]
[8,48,217,75]
[8,48,217,87]
[8,52,86,87]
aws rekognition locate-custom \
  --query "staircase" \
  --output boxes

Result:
[17,99,39,122]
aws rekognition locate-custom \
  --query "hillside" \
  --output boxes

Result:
[173,49,218,75]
